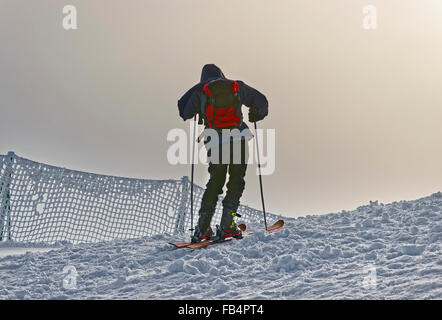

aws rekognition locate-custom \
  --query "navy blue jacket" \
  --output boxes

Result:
[178,64,268,131]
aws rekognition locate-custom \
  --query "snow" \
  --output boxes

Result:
[0,241,61,258]
[0,248,56,258]
[0,192,441,299]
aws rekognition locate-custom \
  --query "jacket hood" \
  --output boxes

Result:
[200,64,225,83]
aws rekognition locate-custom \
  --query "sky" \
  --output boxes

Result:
[1,0,441,217]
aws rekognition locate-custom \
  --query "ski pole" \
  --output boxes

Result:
[189,115,197,235]
[254,121,268,231]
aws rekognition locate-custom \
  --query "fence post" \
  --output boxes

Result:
[0,152,14,241]
[174,176,190,236]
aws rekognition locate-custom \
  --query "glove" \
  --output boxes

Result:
[248,110,262,122]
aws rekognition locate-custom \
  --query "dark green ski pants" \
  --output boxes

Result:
[199,139,249,215]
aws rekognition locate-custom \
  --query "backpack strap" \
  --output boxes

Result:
[202,83,215,128]
[231,80,241,122]
[199,92,207,125]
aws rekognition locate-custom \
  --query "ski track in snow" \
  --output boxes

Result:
[0,192,441,300]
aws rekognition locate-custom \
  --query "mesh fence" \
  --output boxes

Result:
[0,152,280,244]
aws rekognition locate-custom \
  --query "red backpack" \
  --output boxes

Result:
[202,79,242,129]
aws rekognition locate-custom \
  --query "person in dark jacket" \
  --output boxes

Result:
[178,64,268,242]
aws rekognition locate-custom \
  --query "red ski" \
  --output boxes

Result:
[169,220,284,249]
[169,224,247,249]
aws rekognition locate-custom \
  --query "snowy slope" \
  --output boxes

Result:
[0,192,441,300]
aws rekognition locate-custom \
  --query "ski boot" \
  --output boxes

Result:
[191,226,214,243]
[191,211,214,243]
[215,211,243,241]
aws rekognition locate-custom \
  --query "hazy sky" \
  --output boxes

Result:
[1,0,441,217]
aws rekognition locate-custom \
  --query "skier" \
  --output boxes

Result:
[178,64,268,243]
